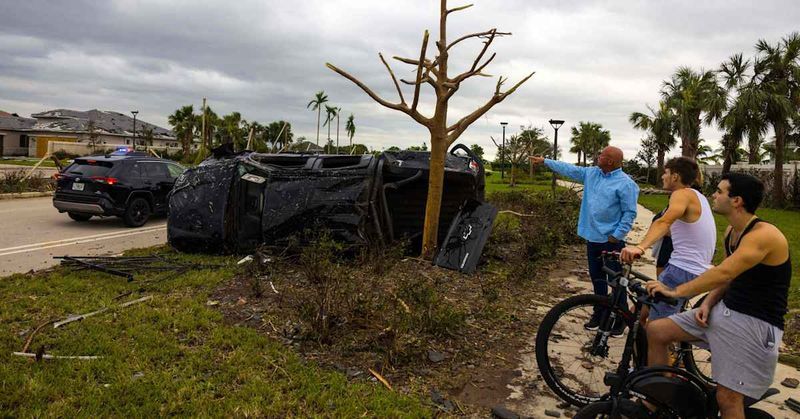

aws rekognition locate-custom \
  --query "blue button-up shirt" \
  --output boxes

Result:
[545,159,639,243]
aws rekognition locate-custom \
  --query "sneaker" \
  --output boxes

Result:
[583,317,600,331]
[610,321,626,338]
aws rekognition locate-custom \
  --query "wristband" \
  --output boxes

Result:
[634,245,646,253]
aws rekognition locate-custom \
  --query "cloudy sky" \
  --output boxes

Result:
[1,0,798,161]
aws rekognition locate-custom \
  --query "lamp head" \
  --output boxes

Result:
[548,119,564,130]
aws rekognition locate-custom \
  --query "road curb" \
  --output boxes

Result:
[0,191,54,200]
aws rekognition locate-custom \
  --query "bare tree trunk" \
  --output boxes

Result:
[748,132,760,164]
[421,135,447,259]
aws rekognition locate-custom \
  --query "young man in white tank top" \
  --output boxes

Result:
[621,157,716,322]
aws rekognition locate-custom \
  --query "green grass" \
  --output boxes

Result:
[0,246,427,416]
[0,159,58,168]
[484,170,568,194]
[638,194,800,309]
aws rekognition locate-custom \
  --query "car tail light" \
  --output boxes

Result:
[91,176,118,185]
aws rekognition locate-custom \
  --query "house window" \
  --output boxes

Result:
[20,135,29,148]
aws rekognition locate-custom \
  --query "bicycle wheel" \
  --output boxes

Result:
[680,295,715,386]
[535,294,645,407]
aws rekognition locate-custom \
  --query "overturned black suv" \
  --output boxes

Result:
[53,150,185,227]
[168,144,486,254]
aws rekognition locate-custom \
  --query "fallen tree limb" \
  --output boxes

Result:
[498,210,536,217]
[12,352,101,360]
[53,295,153,328]
[21,319,56,353]
[368,368,393,391]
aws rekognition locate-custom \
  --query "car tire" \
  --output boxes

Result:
[68,212,92,222]
[123,197,151,227]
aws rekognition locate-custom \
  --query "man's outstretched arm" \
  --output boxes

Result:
[542,159,589,183]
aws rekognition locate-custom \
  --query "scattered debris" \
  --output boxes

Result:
[544,409,562,418]
[434,199,498,274]
[237,255,254,265]
[368,368,393,391]
[491,405,520,419]
[12,351,101,360]
[55,255,222,282]
[131,371,145,380]
[781,377,799,389]
[427,350,446,363]
[430,389,455,413]
[206,300,220,306]
[21,319,56,353]
[53,295,153,329]
[269,281,279,294]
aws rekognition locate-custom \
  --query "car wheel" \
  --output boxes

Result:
[123,197,151,227]
[68,212,92,222]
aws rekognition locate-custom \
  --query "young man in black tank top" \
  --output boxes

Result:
[645,173,791,419]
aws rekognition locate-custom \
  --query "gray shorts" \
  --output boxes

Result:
[669,300,782,399]
[649,264,696,321]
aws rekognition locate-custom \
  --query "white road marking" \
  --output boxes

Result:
[0,225,166,257]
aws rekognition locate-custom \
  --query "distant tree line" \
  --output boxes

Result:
[630,32,800,205]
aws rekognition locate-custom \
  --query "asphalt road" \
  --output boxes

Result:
[0,197,167,277]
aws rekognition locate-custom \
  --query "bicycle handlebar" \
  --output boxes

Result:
[600,251,679,306]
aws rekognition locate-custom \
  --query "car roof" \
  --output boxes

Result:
[76,154,175,163]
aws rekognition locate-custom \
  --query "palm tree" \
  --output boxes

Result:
[750,32,800,204]
[630,102,678,180]
[660,67,727,158]
[345,114,356,150]
[717,53,769,173]
[307,91,328,146]
[322,105,338,153]
[569,126,586,165]
[571,122,610,165]
[168,105,197,157]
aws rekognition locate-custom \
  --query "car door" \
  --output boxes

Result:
[141,161,172,213]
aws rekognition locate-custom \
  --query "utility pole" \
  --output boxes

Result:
[202,97,207,152]
[548,119,564,198]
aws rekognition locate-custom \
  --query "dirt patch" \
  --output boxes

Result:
[209,190,584,415]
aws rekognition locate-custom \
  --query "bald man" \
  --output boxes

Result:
[531,147,639,335]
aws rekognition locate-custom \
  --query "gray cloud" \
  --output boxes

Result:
[1,0,798,159]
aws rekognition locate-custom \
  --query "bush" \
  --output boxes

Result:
[486,189,581,280]
[0,170,54,193]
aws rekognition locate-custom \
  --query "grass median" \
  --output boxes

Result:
[0,246,426,417]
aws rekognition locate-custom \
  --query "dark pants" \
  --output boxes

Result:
[587,240,626,318]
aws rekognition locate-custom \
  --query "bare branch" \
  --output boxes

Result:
[393,56,434,69]
[498,71,535,98]
[451,52,497,85]
[446,3,473,14]
[470,30,497,72]
[447,71,536,143]
[326,62,408,113]
[446,30,510,52]
[411,30,430,112]
[489,135,501,148]
[326,62,433,128]
[379,53,406,105]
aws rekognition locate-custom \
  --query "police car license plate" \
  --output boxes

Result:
[72,182,84,191]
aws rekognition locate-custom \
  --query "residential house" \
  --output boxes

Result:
[0,109,180,157]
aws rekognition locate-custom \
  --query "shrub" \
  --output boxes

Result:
[0,170,54,193]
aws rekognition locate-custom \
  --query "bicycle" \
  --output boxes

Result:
[534,251,713,407]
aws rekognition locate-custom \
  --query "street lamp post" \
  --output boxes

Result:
[131,110,139,149]
[500,122,508,180]
[548,119,565,197]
